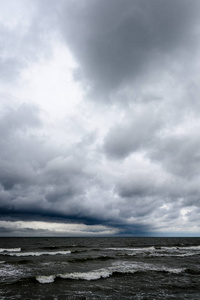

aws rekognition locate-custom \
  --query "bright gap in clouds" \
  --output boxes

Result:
[9,39,119,147]
[18,41,83,121]
[0,221,118,236]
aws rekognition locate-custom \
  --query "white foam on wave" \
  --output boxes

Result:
[155,246,200,253]
[7,250,71,257]
[0,264,24,280]
[149,252,197,257]
[150,246,200,257]
[0,248,21,253]
[179,245,200,250]
[36,261,185,284]
[36,275,56,284]
[107,245,200,257]
[59,269,112,281]
[107,247,155,252]
[111,261,184,274]
[108,245,200,252]
[159,247,179,250]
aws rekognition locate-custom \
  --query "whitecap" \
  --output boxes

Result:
[107,246,155,252]
[149,252,197,257]
[36,275,56,284]
[7,250,71,257]
[36,261,185,284]
[59,269,112,281]
[179,245,200,250]
[159,247,179,250]
[0,248,21,253]
[111,261,184,274]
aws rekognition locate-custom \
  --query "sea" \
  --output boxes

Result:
[0,237,200,299]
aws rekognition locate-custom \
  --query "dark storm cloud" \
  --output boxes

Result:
[150,131,200,178]
[0,104,153,234]
[57,0,200,97]
[0,105,106,227]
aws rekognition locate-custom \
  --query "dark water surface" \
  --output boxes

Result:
[0,237,200,299]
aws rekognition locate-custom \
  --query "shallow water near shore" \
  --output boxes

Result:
[0,237,200,299]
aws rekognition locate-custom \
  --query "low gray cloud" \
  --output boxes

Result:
[150,130,200,179]
[0,103,153,234]
[104,104,162,158]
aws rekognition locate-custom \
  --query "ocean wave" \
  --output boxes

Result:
[107,245,200,251]
[6,250,71,257]
[107,245,200,258]
[0,264,25,280]
[107,247,155,251]
[36,261,185,284]
[156,246,179,251]
[178,245,200,250]
[71,250,88,254]
[36,275,56,284]
[0,248,21,253]
[155,246,200,251]
[148,252,198,257]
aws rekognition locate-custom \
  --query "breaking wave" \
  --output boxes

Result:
[0,248,21,253]
[36,275,56,284]
[107,247,155,251]
[106,245,200,257]
[36,261,185,284]
[148,252,198,257]
[4,250,71,257]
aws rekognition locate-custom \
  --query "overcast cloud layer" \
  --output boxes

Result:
[1,0,200,236]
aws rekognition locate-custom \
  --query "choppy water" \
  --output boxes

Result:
[0,237,200,299]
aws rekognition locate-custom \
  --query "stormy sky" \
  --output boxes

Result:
[1,0,200,236]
